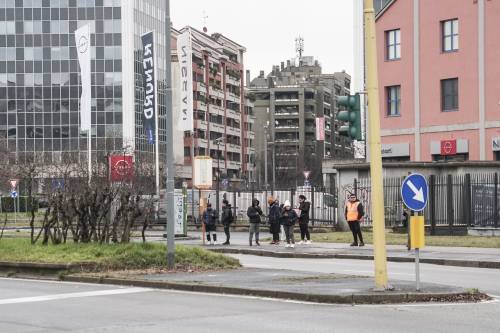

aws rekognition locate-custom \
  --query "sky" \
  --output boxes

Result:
[171,0,354,81]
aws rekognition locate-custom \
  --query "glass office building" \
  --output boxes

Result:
[0,0,167,165]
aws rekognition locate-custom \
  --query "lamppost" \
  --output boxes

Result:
[214,137,224,212]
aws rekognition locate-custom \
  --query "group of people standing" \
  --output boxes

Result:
[203,192,366,248]
[202,195,312,248]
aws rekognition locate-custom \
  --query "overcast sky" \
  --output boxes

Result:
[171,0,354,81]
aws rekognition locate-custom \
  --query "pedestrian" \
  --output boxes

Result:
[221,199,233,245]
[268,196,281,245]
[279,200,298,248]
[247,198,263,246]
[203,203,218,245]
[344,193,365,246]
[298,194,311,244]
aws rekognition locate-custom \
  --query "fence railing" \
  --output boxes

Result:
[345,173,500,233]
[182,187,337,226]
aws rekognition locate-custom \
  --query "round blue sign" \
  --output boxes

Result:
[401,173,428,212]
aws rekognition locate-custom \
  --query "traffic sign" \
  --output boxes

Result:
[10,190,18,198]
[401,173,428,212]
[9,179,18,189]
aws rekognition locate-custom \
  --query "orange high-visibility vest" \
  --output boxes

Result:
[346,201,360,222]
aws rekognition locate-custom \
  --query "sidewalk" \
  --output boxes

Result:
[179,232,500,269]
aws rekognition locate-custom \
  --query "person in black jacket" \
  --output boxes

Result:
[279,200,298,248]
[247,198,263,246]
[298,194,311,244]
[203,203,218,245]
[221,199,233,245]
[268,196,281,245]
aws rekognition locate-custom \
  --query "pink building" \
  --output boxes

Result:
[376,0,500,162]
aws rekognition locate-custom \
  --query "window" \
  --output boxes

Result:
[386,85,401,116]
[386,29,401,60]
[442,19,459,52]
[441,78,459,111]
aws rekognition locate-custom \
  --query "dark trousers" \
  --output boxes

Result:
[223,225,230,242]
[348,221,363,244]
[270,223,280,242]
[299,222,310,241]
[283,225,295,244]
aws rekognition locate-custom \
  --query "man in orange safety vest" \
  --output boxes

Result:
[344,193,365,247]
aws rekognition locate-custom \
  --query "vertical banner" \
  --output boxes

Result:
[75,25,91,131]
[177,30,194,132]
[141,31,156,144]
[316,117,325,141]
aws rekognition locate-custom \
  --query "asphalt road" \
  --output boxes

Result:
[1,275,499,333]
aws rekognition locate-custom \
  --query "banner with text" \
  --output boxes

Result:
[176,30,194,132]
[316,117,325,141]
[141,31,156,144]
[75,25,91,131]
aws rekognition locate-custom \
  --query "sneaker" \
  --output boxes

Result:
[350,242,358,247]
[256,241,260,246]
[222,241,230,245]
[285,243,291,248]
[290,243,295,248]
[298,240,304,245]
[359,242,365,247]
[214,241,218,245]
[305,240,312,244]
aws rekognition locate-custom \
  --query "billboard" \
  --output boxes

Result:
[176,30,194,132]
[141,31,156,144]
[109,155,134,182]
[193,156,212,189]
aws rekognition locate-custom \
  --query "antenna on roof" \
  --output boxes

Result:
[202,10,208,33]
[295,36,304,59]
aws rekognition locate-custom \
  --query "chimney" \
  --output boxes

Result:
[245,70,250,87]
[287,60,290,67]
[280,62,284,71]
[259,70,264,78]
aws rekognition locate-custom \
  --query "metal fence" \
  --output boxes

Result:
[345,173,500,233]
[184,187,337,226]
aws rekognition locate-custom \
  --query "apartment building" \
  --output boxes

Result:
[250,57,353,189]
[377,0,500,161]
[171,27,255,188]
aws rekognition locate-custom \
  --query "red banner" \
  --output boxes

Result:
[316,117,325,141]
[440,140,457,156]
[109,155,134,182]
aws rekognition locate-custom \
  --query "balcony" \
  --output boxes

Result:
[227,161,242,169]
[227,109,241,119]
[226,75,240,86]
[227,92,241,103]
[195,101,207,111]
[209,86,224,99]
[195,82,206,91]
[227,126,241,136]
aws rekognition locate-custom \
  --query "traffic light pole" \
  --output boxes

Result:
[364,0,389,289]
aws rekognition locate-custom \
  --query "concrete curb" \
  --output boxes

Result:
[0,261,90,275]
[63,275,481,305]
[208,248,500,269]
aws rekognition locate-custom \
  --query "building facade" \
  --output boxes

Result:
[171,27,255,189]
[0,0,168,168]
[250,57,352,189]
[376,0,500,162]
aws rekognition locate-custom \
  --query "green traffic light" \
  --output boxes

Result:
[337,93,362,140]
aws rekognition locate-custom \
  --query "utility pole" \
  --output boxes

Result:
[364,0,389,289]
[164,0,175,270]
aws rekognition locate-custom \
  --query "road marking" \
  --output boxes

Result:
[0,287,151,305]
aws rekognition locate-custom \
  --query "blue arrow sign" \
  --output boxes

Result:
[10,190,18,198]
[401,173,428,212]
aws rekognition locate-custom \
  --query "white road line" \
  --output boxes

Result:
[0,287,151,305]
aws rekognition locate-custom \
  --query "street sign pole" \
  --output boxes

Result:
[164,0,175,269]
[415,246,420,291]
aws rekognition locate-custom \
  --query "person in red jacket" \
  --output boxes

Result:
[344,193,365,247]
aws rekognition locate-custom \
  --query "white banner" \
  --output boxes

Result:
[176,30,194,132]
[75,25,91,131]
[316,117,325,141]
[193,156,213,189]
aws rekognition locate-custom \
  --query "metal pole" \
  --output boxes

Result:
[191,132,195,224]
[415,248,420,291]
[165,0,175,269]
[272,140,276,193]
[88,129,91,183]
[364,0,389,289]
[216,141,220,212]
[264,126,268,214]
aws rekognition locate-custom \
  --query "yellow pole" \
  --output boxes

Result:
[364,0,389,289]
